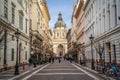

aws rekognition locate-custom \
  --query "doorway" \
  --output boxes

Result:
[57,44,64,57]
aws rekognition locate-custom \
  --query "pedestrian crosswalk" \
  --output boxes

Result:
[0,59,109,80]
[42,69,78,71]
[35,73,85,75]
[25,60,95,80]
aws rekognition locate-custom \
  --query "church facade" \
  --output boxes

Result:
[53,12,68,57]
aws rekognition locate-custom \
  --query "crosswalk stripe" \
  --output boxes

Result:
[48,66,74,68]
[35,73,85,75]
[43,69,78,71]
[0,74,13,76]
[22,64,49,80]
[72,64,100,80]
[8,70,30,80]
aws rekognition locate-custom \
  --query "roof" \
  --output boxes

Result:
[54,12,66,29]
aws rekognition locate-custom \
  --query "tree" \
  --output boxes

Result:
[95,43,104,70]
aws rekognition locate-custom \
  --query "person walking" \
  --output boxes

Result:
[58,58,61,63]
[29,58,32,66]
[52,58,54,63]
[49,58,51,63]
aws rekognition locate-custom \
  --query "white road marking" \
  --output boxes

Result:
[35,73,85,75]
[22,64,49,80]
[75,63,98,74]
[48,66,74,68]
[8,65,44,80]
[0,74,13,76]
[43,69,78,71]
[8,71,30,80]
[72,64,100,80]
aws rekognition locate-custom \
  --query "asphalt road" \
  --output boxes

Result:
[21,59,101,80]
[0,59,115,80]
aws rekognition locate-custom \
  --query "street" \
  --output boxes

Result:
[0,59,113,80]
[23,60,96,80]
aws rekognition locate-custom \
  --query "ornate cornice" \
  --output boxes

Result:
[0,16,29,39]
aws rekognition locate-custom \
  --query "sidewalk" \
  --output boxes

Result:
[0,64,46,80]
[74,62,120,80]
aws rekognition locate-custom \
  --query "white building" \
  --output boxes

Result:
[53,12,68,57]
[84,0,120,65]
[0,0,30,70]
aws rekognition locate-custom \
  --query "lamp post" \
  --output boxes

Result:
[14,29,21,75]
[89,34,95,70]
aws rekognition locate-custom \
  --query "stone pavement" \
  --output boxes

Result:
[0,60,119,80]
[22,59,113,80]
[25,60,95,80]
[0,64,46,80]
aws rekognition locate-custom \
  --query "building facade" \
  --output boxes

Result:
[0,0,30,70]
[53,12,67,57]
[74,0,85,63]
[66,29,72,53]
[29,0,50,61]
[84,0,120,67]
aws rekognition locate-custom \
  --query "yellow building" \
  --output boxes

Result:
[53,12,68,57]
[29,0,50,61]
[74,0,85,63]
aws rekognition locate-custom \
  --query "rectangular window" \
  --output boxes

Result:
[113,44,116,63]
[108,4,110,29]
[25,19,27,33]
[12,6,15,24]
[19,15,23,30]
[4,0,8,19]
[25,41,27,45]
[25,51,27,60]
[57,33,59,37]
[12,35,14,41]
[11,48,14,61]
[25,1,27,12]
[114,3,117,26]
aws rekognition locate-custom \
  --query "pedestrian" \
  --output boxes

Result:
[58,58,61,63]
[29,58,32,66]
[70,58,72,63]
[52,58,54,63]
[64,56,65,60]
[49,58,51,63]
[23,62,25,70]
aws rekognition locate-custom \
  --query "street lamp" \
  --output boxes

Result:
[89,34,95,70]
[14,29,21,75]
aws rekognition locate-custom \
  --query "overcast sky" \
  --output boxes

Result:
[46,0,77,29]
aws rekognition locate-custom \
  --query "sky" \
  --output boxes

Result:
[46,0,77,29]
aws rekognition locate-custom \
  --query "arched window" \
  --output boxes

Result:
[57,33,59,37]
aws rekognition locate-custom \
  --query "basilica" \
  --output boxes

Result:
[52,12,68,57]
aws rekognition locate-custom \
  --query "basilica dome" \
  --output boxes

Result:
[54,12,66,29]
